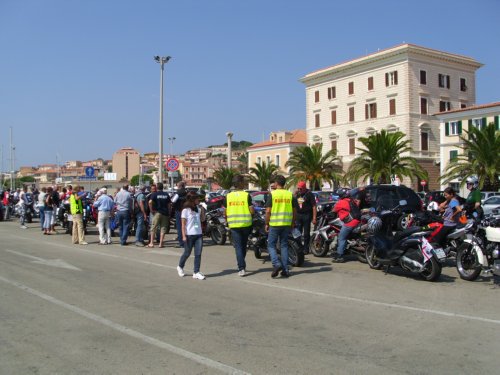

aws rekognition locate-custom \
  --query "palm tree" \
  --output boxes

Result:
[345,130,427,185]
[285,144,342,190]
[213,167,236,190]
[440,122,500,190]
[248,161,280,190]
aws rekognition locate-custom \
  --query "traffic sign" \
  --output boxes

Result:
[85,166,95,177]
[168,171,179,177]
[78,176,97,181]
[165,158,179,171]
[420,180,427,186]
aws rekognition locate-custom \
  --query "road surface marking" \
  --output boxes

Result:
[5,249,81,271]
[0,275,250,375]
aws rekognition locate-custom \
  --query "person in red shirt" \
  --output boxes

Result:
[331,188,362,263]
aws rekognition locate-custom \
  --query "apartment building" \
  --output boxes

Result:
[435,102,500,197]
[112,147,140,182]
[246,129,306,189]
[300,44,482,190]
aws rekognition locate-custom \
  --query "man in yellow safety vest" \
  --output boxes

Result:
[225,175,254,277]
[265,175,297,278]
[69,185,88,245]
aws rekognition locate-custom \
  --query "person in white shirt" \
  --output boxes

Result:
[176,192,206,280]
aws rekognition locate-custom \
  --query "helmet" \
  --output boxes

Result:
[336,188,350,199]
[367,216,383,234]
[466,176,478,188]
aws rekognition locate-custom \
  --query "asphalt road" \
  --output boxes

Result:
[1,220,499,374]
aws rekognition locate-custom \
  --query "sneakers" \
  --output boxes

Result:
[135,242,145,247]
[192,272,206,280]
[280,270,290,278]
[79,242,89,245]
[238,269,246,277]
[271,266,282,278]
[332,254,345,263]
[20,225,28,229]
[176,266,185,277]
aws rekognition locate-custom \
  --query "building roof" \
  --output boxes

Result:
[301,43,483,82]
[248,129,306,149]
[434,101,500,116]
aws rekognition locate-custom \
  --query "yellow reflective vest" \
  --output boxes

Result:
[269,189,293,227]
[70,194,83,215]
[226,191,252,228]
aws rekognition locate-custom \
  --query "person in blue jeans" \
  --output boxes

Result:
[114,184,133,246]
[264,175,297,278]
[134,186,148,247]
[38,187,47,231]
[171,181,187,248]
[177,192,205,280]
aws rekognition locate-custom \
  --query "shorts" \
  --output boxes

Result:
[151,213,169,235]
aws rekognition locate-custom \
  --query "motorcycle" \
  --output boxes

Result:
[365,200,445,281]
[248,208,304,267]
[202,207,227,245]
[455,215,500,281]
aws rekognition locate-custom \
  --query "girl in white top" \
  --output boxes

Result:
[177,192,206,280]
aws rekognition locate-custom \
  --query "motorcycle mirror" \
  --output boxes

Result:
[399,200,407,206]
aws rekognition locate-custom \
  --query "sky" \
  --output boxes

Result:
[1,0,499,169]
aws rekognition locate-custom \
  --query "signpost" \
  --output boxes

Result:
[165,158,179,190]
[420,180,427,192]
[83,166,96,192]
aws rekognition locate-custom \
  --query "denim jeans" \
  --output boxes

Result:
[116,210,131,245]
[179,234,203,273]
[337,224,354,256]
[39,206,45,230]
[43,210,53,229]
[230,226,252,271]
[175,210,184,246]
[296,213,312,252]
[135,213,146,243]
[268,226,291,270]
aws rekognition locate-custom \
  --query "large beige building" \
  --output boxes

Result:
[436,102,500,197]
[300,44,482,191]
[246,129,306,189]
[112,147,140,182]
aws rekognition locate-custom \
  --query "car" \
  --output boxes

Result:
[250,191,270,208]
[481,191,500,204]
[424,190,445,206]
[311,191,335,204]
[363,184,424,230]
[482,196,500,216]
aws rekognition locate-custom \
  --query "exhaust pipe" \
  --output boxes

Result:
[400,256,424,272]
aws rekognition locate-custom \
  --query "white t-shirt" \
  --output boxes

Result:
[181,207,202,235]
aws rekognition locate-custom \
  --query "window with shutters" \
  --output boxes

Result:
[471,118,486,130]
[349,106,355,122]
[449,150,458,161]
[331,110,337,125]
[349,138,355,155]
[461,103,467,109]
[420,131,429,151]
[420,97,428,115]
[420,70,427,85]
[257,157,261,164]
[348,82,354,95]
[266,156,271,164]
[327,86,336,99]
[389,99,396,115]
[275,155,280,167]
[449,121,459,135]
[368,77,374,91]
[439,101,451,112]
[385,71,398,86]
[438,74,450,89]
[460,78,467,92]
[315,113,320,128]
[365,103,377,119]
[314,90,320,103]
[331,140,337,152]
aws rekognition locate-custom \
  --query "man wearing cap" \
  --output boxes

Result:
[295,181,316,254]
[225,175,254,276]
[93,188,114,245]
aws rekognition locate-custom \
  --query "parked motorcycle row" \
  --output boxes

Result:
[310,200,500,282]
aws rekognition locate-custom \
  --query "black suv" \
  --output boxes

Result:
[363,184,424,229]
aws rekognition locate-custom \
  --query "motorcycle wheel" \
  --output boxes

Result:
[254,247,263,259]
[210,225,227,245]
[397,214,411,230]
[419,256,441,282]
[309,236,329,257]
[356,251,367,264]
[288,239,304,267]
[365,244,382,270]
[27,214,33,224]
[456,242,481,281]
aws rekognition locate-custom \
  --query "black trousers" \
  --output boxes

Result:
[296,213,312,252]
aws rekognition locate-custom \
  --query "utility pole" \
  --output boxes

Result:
[9,127,14,191]
[226,132,233,169]
[0,144,3,188]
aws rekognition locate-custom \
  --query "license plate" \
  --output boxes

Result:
[434,248,446,259]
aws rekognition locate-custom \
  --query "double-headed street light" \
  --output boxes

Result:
[154,55,172,184]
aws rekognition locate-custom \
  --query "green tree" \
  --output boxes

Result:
[213,167,237,190]
[345,130,427,185]
[130,174,153,186]
[248,161,280,190]
[236,152,249,174]
[440,122,500,190]
[285,144,342,190]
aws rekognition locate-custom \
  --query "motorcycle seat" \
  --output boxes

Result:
[393,226,423,242]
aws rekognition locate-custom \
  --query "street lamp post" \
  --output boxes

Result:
[226,132,233,169]
[154,55,172,184]
[168,137,176,190]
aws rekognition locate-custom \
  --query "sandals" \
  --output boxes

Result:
[147,244,155,248]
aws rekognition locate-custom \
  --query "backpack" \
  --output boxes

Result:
[349,198,361,220]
